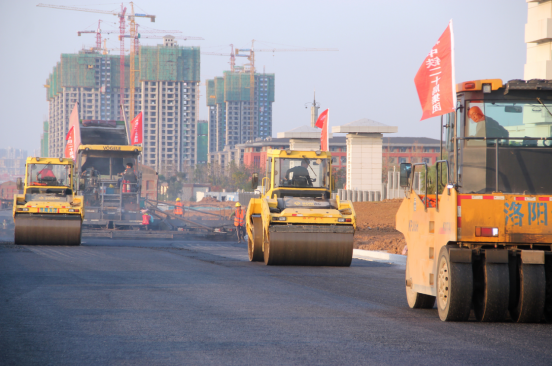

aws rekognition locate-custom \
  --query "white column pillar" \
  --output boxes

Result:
[346,133,383,193]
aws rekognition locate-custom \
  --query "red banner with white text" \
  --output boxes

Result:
[130,112,143,145]
[64,126,74,159]
[414,20,456,121]
[65,103,81,160]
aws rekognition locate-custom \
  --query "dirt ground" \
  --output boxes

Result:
[159,198,407,254]
[353,200,406,255]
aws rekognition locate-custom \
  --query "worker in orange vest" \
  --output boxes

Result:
[175,197,184,216]
[233,202,246,243]
[142,210,152,231]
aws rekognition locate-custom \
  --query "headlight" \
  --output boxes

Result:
[273,216,286,221]
[18,208,29,212]
[338,218,352,222]
[68,209,79,213]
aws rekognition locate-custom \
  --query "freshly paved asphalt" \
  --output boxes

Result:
[1,232,552,365]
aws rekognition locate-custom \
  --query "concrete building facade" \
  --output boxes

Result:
[525,0,552,79]
[46,36,200,176]
[206,72,274,155]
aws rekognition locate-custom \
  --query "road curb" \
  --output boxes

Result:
[353,249,406,265]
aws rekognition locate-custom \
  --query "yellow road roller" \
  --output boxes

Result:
[246,149,356,266]
[397,79,552,323]
[13,157,84,245]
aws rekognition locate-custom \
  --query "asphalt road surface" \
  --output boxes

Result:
[1,234,551,366]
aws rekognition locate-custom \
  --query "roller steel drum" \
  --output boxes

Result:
[14,214,82,246]
[264,225,354,266]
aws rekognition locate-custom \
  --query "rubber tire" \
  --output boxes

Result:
[263,233,270,265]
[436,246,473,322]
[473,257,509,322]
[405,258,435,309]
[510,258,545,323]
[248,217,263,262]
[545,253,552,323]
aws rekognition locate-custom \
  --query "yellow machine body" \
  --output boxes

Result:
[13,157,84,245]
[246,149,356,266]
[396,79,552,322]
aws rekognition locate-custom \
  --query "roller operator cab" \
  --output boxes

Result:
[246,149,356,266]
[396,79,552,322]
[13,157,84,245]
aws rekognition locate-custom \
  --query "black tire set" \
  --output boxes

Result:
[407,245,551,323]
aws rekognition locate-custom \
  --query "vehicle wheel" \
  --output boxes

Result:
[263,239,271,265]
[406,258,435,309]
[510,258,545,323]
[473,255,509,322]
[248,217,263,262]
[545,254,552,323]
[436,247,473,321]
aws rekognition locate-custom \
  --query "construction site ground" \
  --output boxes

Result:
[171,198,407,255]
[352,199,405,255]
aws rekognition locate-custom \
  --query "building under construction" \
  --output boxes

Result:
[205,71,275,155]
[45,36,200,175]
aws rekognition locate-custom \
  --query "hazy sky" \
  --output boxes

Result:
[0,0,527,153]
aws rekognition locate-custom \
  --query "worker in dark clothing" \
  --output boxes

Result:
[121,163,137,192]
[81,166,98,178]
[284,159,312,186]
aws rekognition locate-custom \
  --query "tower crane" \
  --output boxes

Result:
[77,20,103,51]
[139,35,205,41]
[234,40,338,142]
[37,2,155,119]
[201,44,236,72]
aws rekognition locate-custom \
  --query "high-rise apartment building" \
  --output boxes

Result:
[206,71,275,157]
[45,36,200,175]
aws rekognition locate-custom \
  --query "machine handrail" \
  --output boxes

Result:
[412,162,428,211]
[435,160,450,211]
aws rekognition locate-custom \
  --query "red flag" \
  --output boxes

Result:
[315,109,330,151]
[130,112,143,145]
[66,102,81,159]
[64,126,74,159]
[414,20,456,121]
[315,109,328,128]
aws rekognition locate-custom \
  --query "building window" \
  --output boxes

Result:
[399,157,408,163]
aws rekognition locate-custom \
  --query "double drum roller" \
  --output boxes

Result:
[246,149,356,267]
[14,215,82,246]
[13,157,84,246]
[264,226,353,266]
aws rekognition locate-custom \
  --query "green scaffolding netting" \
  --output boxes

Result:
[224,71,250,102]
[46,46,200,100]
[140,46,200,82]
[197,121,208,135]
[206,79,216,106]
[215,77,225,104]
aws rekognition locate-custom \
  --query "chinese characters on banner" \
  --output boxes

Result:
[64,126,74,159]
[65,102,81,160]
[414,20,456,121]
[315,109,329,151]
[130,112,143,145]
